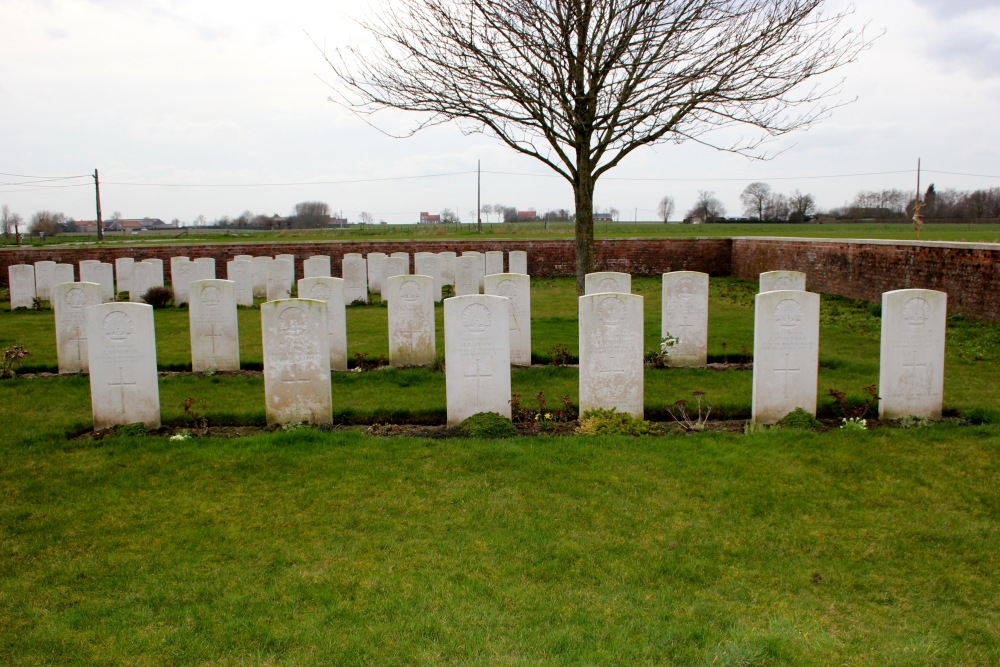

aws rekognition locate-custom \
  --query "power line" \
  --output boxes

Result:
[0,171,91,180]
[101,171,477,187]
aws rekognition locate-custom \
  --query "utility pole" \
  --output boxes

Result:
[94,169,104,241]
[476,160,482,233]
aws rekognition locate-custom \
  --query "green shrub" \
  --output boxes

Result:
[776,408,822,431]
[142,286,173,309]
[577,407,650,436]
[457,412,518,439]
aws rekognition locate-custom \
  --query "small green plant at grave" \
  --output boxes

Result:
[742,419,771,435]
[0,344,30,379]
[576,407,650,436]
[457,412,518,439]
[840,417,868,431]
[510,391,575,431]
[113,422,148,437]
[546,343,573,366]
[665,390,712,432]
[441,284,455,299]
[366,422,397,437]
[352,352,389,372]
[141,286,173,309]
[828,384,880,421]
[31,296,46,310]
[897,415,929,429]
[182,396,208,434]
[170,430,192,442]
[776,408,823,431]
[280,421,309,432]
[645,333,680,369]
[348,298,368,307]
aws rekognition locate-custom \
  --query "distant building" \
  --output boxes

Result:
[593,212,614,222]
[419,211,442,224]
[75,218,174,233]
[515,210,538,222]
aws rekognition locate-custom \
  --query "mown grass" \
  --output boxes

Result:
[1,425,997,665]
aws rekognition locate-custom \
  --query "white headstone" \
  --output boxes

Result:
[261,299,332,426]
[298,277,348,372]
[86,302,160,429]
[579,293,644,417]
[386,274,436,368]
[879,289,947,420]
[267,258,294,301]
[382,256,407,302]
[584,271,631,295]
[508,251,528,275]
[661,271,709,367]
[444,295,512,426]
[234,254,254,263]
[342,255,369,304]
[455,254,480,296]
[462,251,486,290]
[53,263,75,290]
[115,257,134,296]
[170,257,195,306]
[303,255,331,278]
[485,273,531,367]
[251,256,271,298]
[438,251,457,287]
[80,261,115,302]
[189,279,240,372]
[759,270,806,293]
[194,257,216,281]
[226,259,255,307]
[33,261,56,301]
[367,252,388,294]
[751,290,820,424]
[8,264,36,308]
[130,261,156,302]
[390,252,410,274]
[414,252,443,302]
[53,282,101,374]
[485,251,504,276]
[143,259,164,288]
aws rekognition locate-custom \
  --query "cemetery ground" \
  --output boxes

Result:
[1,276,998,664]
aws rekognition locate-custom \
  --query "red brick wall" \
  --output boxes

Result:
[731,238,1000,323]
[4,237,997,322]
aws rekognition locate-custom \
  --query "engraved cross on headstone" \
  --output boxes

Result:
[69,325,86,362]
[774,353,800,398]
[108,366,137,414]
[202,322,224,358]
[902,351,929,395]
[464,356,493,407]
[283,362,311,401]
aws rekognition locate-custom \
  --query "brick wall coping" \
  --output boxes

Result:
[731,236,1000,251]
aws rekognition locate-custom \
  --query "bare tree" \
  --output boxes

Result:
[293,201,331,229]
[685,191,726,222]
[359,211,374,225]
[788,189,816,222]
[657,195,675,223]
[2,205,23,240]
[741,182,773,221]
[481,203,494,222]
[323,0,870,292]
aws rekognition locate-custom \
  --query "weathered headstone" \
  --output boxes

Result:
[130,260,156,302]
[485,251,504,276]
[342,254,369,304]
[267,258,294,301]
[80,261,115,302]
[508,250,528,275]
[438,251,457,287]
[367,252,388,295]
[189,279,240,372]
[751,290,820,424]
[390,252,410,274]
[414,252,443,302]
[33,261,56,301]
[251,256,271,298]
[275,253,296,277]
[485,273,531,367]
[303,255,331,278]
[261,299,332,426]
[53,264,75,290]
[226,259,255,307]
[382,256,407,303]
[234,254,254,263]
[170,257,195,305]
[661,271,709,367]
[115,257,134,296]
[297,277,348,372]
[579,293,644,417]
[584,271,631,295]
[8,264,36,309]
[386,275,436,367]
[143,259,164,287]
[87,302,160,429]
[53,282,101,374]
[444,295,512,425]
[759,270,806,293]
[462,251,486,290]
[879,289,947,420]
[455,254,480,296]
[194,257,216,281]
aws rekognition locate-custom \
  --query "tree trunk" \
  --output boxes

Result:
[573,171,595,295]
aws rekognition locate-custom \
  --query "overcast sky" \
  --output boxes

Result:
[2,0,999,224]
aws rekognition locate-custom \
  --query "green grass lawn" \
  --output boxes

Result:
[1,276,998,664]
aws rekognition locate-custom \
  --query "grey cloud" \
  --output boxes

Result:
[928,25,1000,80]
[910,0,998,18]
